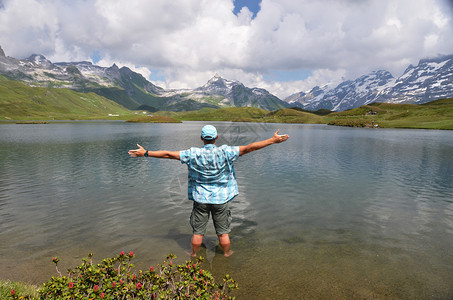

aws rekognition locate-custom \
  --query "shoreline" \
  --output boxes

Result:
[1,118,452,130]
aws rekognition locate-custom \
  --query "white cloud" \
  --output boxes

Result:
[0,0,452,99]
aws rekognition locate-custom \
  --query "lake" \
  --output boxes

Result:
[1,121,452,299]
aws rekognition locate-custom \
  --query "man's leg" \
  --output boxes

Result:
[190,202,209,257]
[191,234,204,257]
[218,234,233,257]
[212,202,233,257]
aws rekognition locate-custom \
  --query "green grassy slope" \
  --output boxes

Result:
[160,106,324,123]
[326,98,453,129]
[0,76,133,120]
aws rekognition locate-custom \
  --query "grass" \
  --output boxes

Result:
[156,106,269,122]
[0,279,39,299]
[325,99,453,129]
[262,108,325,124]
[0,75,135,121]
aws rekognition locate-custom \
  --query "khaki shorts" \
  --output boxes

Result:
[190,201,232,235]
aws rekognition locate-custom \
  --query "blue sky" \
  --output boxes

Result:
[233,0,261,19]
[1,0,452,98]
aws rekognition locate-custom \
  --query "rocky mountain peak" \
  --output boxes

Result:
[105,63,121,80]
[109,63,119,70]
[0,45,5,57]
[206,74,233,87]
[197,74,237,93]
[23,54,54,69]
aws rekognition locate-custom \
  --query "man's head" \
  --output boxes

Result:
[201,125,218,144]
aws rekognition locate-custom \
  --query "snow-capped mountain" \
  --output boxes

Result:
[0,46,287,111]
[196,74,238,94]
[375,55,453,104]
[285,55,453,111]
[0,47,162,94]
[285,85,331,108]
[190,74,288,111]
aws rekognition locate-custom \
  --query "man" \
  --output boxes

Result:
[128,125,289,257]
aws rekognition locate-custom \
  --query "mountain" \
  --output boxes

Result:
[191,74,288,111]
[285,85,331,108]
[285,55,453,111]
[374,55,453,104]
[2,45,452,112]
[0,47,287,112]
[0,49,169,111]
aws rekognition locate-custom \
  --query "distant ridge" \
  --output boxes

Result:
[0,44,452,112]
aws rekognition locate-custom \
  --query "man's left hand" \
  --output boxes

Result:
[128,144,146,157]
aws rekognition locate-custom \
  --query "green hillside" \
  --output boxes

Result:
[0,76,134,120]
[326,98,453,130]
[158,107,269,121]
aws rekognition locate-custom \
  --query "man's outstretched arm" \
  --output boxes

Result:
[128,144,180,160]
[239,130,289,156]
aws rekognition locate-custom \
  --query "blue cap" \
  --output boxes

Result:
[201,125,217,140]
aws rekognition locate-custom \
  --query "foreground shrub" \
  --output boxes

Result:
[10,252,237,299]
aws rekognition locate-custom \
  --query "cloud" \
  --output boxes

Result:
[0,0,452,99]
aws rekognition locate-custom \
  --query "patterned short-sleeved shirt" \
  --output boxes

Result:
[179,144,240,204]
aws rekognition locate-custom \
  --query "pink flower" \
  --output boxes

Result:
[169,261,173,266]
[101,292,105,298]
[129,251,134,257]
[120,279,124,285]
[69,282,74,289]
[93,285,99,292]
[112,281,116,288]
[150,266,154,272]
[10,289,15,296]
[200,269,203,275]
[132,275,136,281]
[120,251,125,257]
[137,282,142,290]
